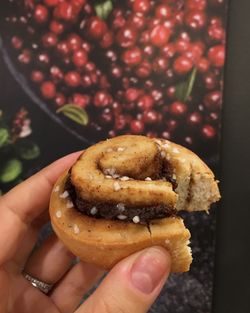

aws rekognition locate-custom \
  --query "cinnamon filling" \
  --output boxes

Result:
[65,158,178,224]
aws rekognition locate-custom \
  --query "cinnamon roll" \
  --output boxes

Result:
[49,135,220,272]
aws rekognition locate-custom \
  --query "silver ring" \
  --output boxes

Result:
[22,272,53,294]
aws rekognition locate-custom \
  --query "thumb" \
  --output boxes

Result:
[77,247,171,313]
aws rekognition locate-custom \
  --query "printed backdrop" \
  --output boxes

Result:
[0,0,228,312]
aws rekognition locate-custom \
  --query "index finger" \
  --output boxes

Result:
[0,151,81,266]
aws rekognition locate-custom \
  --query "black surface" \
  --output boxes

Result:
[213,0,250,312]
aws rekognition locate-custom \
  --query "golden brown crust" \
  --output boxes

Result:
[50,171,192,273]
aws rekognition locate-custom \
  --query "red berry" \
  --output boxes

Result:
[122,47,142,66]
[50,20,64,34]
[116,25,138,48]
[162,131,171,140]
[130,120,144,134]
[173,56,193,75]
[170,101,187,116]
[87,17,107,39]
[132,0,151,14]
[153,57,168,72]
[186,0,207,10]
[100,31,114,48]
[34,5,48,23]
[42,32,58,47]
[64,71,81,87]
[72,49,88,67]
[197,57,210,72]
[143,45,155,58]
[72,93,90,108]
[50,66,63,81]
[166,86,176,99]
[143,110,158,124]
[41,81,56,99]
[115,115,127,130]
[209,17,222,27]
[203,72,218,90]
[94,91,112,107]
[187,112,202,126]
[125,88,141,102]
[155,4,172,19]
[166,119,178,131]
[204,91,222,110]
[11,36,23,50]
[82,74,92,88]
[100,108,113,125]
[31,70,44,83]
[161,43,176,58]
[55,93,66,107]
[208,24,225,42]
[111,65,123,78]
[54,2,75,21]
[37,52,50,65]
[67,34,82,51]
[128,14,145,30]
[150,25,171,47]
[202,125,216,139]
[57,41,70,55]
[136,60,152,77]
[137,95,154,111]
[18,49,32,64]
[185,41,205,62]
[185,10,207,30]
[208,45,225,67]
[147,131,157,138]
[175,38,190,53]
[44,0,59,7]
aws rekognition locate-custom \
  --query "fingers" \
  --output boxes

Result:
[0,151,81,266]
[77,247,171,313]
[51,262,103,313]
[24,235,75,284]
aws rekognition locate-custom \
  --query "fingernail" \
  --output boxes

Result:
[130,247,169,294]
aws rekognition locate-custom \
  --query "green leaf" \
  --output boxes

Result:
[95,0,113,20]
[0,128,9,147]
[57,104,89,126]
[17,140,40,160]
[175,67,197,102]
[0,159,23,183]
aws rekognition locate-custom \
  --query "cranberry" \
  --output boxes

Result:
[105,49,118,62]
[50,65,63,81]
[209,112,219,122]
[42,32,58,48]
[161,43,176,58]
[87,17,107,39]
[210,16,222,27]
[155,4,172,19]
[50,20,64,34]
[140,30,150,44]
[11,36,23,50]
[170,101,187,116]
[137,95,154,111]
[208,24,225,42]
[128,14,145,30]
[175,38,190,53]
[136,60,152,77]
[174,11,184,26]
[18,49,31,64]
[100,108,113,124]
[125,88,141,102]
[82,41,91,53]
[151,89,163,101]
[186,0,207,10]
[161,131,171,139]
[34,5,48,23]
[100,31,114,48]
[166,119,178,131]
[111,12,126,30]
[99,75,110,89]
[115,115,127,130]
[31,70,44,83]
[109,130,117,138]
[153,57,168,72]
[185,136,193,145]
[54,93,66,107]
[150,25,171,47]
[82,74,92,88]
[143,110,158,124]
[166,86,176,99]
[147,131,157,138]
[57,41,70,56]
[72,49,88,67]
[187,112,202,126]
[132,0,151,14]
[208,45,225,67]
[204,91,222,110]
[185,41,205,62]
[197,57,210,72]
[72,93,89,108]
[40,81,56,99]
[85,62,96,72]
[116,25,138,48]
[143,45,155,58]
[64,71,81,87]
[111,65,123,78]
[202,125,216,139]
[122,47,142,66]
[37,52,50,65]
[173,56,193,75]
[67,34,82,51]
[203,72,218,90]
[94,91,112,107]
[130,120,144,134]
[54,2,75,21]
[185,10,207,30]
[44,0,59,6]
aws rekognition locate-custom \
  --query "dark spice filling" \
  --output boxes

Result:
[66,159,177,224]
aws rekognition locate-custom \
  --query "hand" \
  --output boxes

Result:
[0,152,171,313]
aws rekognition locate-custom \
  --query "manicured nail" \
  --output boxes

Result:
[130,247,169,294]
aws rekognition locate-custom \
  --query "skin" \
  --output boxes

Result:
[0,152,171,313]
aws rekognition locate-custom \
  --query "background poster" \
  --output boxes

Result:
[0,0,227,312]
